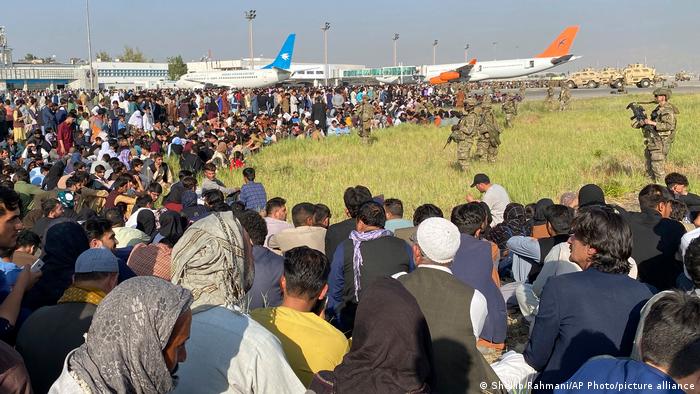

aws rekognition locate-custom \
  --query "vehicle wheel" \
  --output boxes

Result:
[640,79,651,88]
[611,80,622,89]
[586,81,597,88]
[566,81,576,89]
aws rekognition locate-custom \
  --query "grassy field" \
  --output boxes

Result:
[181,93,700,222]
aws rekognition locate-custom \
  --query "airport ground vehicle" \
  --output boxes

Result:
[609,64,663,88]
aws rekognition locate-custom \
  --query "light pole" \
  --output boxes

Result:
[85,0,95,90]
[433,40,438,65]
[393,33,399,67]
[321,22,330,86]
[464,43,470,62]
[244,10,256,70]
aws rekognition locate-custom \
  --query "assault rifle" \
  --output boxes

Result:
[626,102,657,139]
[443,134,456,150]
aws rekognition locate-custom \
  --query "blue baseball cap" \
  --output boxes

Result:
[75,249,119,274]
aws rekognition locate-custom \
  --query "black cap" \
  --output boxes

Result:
[470,173,490,188]
[578,184,606,208]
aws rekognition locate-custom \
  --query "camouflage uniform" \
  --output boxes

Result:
[558,86,571,111]
[518,84,526,99]
[455,98,478,170]
[501,95,518,128]
[357,96,374,144]
[545,86,554,110]
[633,88,678,182]
[474,99,501,163]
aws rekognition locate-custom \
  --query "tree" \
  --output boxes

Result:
[119,46,148,63]
[24,53,37,61]
[96,51,111,62]
[167,55,188,81]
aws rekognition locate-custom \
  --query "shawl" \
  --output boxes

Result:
[171,211,250,312]
[68,276,193,394]
[332,278,433,393]
[348,229,392,302]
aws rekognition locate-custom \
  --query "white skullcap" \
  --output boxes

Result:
[416,217,461,263]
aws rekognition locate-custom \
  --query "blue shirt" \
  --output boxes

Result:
[239,181,267,212]
[555,357,684,394]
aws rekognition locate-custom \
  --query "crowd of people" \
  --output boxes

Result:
[0,83,696,394]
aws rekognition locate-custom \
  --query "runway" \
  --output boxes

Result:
[509,80,700,101]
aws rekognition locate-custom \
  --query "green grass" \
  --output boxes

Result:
[175,93,700,222]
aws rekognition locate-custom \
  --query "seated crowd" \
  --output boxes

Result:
[0,158,695,393]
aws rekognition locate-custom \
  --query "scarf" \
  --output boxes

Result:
[349,229,392,302]
[58,285,107,306]
[171,211,249,312]
[68,277,193,394]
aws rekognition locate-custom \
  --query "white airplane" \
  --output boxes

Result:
[425,26,581,84]
[176,34,296,89]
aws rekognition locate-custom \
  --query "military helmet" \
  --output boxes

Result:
[465,98,477,107]
[653,87,671,99]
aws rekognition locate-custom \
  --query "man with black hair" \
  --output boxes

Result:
[510,207,654,392]
[251,247,349,386]
[264,197,293,246]
[626,184,686,291]
[202,162,238,196]
[11,230,41,266]
[560,291,700,394]
[56,112,76,156]
[239,167,267,213]
[104,207,149,247]
[236,209,283,309]
[665,172,700,224]
[13,167,49,212]
[451,202,507,350]
[83,217,117,251]
[383,198,412,233]
[327,201,413,334]
[31,198,63,240]
[394,203,444,242]
[268,202,326,254]
[324,185,372,257]
[312,203,331,229]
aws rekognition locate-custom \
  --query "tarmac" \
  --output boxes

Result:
[513,80,700,101]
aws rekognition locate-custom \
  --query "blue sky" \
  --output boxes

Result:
[4,0,699,73]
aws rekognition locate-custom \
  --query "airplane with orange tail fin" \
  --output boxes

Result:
[425,26,581,84]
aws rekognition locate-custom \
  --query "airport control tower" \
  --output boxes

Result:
[0,27,13,67]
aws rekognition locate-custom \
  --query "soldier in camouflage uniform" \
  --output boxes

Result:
[474,97,502,163]
[632,88,679,182]
[544,84,555,110]
[518,83,526,99]
[501,93,518,128]
[357,95,374,144]
[558,85,571,111]
[454,98,478,171]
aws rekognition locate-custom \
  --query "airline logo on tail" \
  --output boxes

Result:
[262,34,296,70]
[536,25,579,58]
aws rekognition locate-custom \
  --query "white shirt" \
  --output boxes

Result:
[680,227,700,258]
[173,306,305,394]
[482,184,511,226]
[397,265,488,338]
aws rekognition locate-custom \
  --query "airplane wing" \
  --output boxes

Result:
[429,58,477,84]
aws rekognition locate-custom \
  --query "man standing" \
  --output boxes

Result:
[544,84,554,110]
[502,93,518,128]
[398,217,504,394]
[632,88,678,182]
[56,113,76,156]
[474,98,501,163]
[455,98,478,171]
[558,85,571,111]
[311,97,327,134]
[356,95,374,144]
[467,173,511,226]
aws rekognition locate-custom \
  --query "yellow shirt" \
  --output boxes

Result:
[250,306,349,387]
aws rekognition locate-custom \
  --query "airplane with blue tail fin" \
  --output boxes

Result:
[176,33,296,89]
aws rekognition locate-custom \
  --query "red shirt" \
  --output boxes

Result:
[57,121,74,156]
